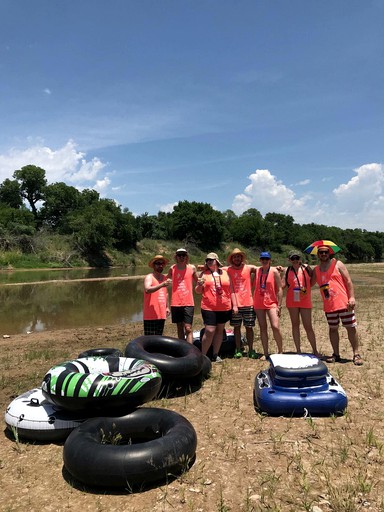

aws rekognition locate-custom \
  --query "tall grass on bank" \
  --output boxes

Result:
[1,235,319,270]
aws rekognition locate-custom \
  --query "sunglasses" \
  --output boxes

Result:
[154,261,165,266]
[290,256,300,261]
[260,258,270,261]
[205,258,215,263]
[177,254,187,258]
[318,251,329,255]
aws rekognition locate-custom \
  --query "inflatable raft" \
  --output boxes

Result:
[42,356,162,411]
[5,388,86,441]
[253,354,348,416]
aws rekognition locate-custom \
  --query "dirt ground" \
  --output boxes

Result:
[1,264,384,512]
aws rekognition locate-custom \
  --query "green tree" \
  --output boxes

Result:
[169,201,225,251]
[80,188,100,206]
[67,203,116,253]
[40,182,82,231]
[264,213,295,247]
[363,232,383,261]
[153,211,173,240]
[136,213,158,239]
[341,229,374,261]
[222,209,238,242]
[13,164,47,219]
[229,208,263,247]
[0,178,23,209]
[0,204,35,232]
[114,207,138,251]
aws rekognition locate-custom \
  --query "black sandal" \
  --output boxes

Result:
[323,353,341,363]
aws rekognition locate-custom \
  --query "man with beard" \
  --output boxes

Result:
[311,244,363,365]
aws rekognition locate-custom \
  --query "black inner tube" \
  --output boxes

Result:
[78,348,123,358]
[63,407,197,488]
[125,335,204,378]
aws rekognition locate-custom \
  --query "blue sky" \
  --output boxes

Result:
[1,0,383,231]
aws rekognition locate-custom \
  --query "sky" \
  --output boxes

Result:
[1,0,383,231]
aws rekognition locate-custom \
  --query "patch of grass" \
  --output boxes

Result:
[100,425,123,445]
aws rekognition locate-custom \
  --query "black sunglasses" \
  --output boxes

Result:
[318,251,329,255]
[290,256,300,261]
[154,261,165,266]
[205,258,215,263]
[260,258,270,261]
[177,254,187,257]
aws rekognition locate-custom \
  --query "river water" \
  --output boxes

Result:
[0,268,145,335]
[0,267,202,335]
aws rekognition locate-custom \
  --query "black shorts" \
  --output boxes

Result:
[171,306,194,325]
[143,319,165,335]
[201,309,232,326]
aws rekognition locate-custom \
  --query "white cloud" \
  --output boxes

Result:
[43,88,52,95]
[232,169,310,218]
[231,164,384,231]
[94,177,111,195]
[297,179,310,186]
[0,140,111,195]
[159,202,178,213]
[331,163,384,229]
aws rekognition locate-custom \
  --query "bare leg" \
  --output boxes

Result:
[245,326,254,352]
[233,325,242,350]
[184,323,193,344]
[177,322,185,340]
[267,308,283,353]
[329,327,340,356]
[300,308,319,355]
[201,325,215,355]
[212,323,225,355]
[288,307,301,353]
[255,310,269,357]
[346,326,359,355]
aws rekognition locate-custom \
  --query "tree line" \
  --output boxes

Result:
[1,164,383,263]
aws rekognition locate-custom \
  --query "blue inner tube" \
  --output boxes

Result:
[63,408,197,488]
[41,356,162,411]
[125,335,204,379]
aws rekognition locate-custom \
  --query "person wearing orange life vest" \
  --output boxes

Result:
[225,248,258,358]
[281,249,320,356]
[311,245,363,365]
[195,252,236,363]
[167,248,198,343]
[143,255,171,336]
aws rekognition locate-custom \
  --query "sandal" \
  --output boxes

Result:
[323,353,341,363]
[353,354,363,366]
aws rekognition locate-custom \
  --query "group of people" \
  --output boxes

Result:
[143,244,363,365]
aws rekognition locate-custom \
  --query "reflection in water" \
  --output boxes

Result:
[0,279,145,335]
[0,276,202,335]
